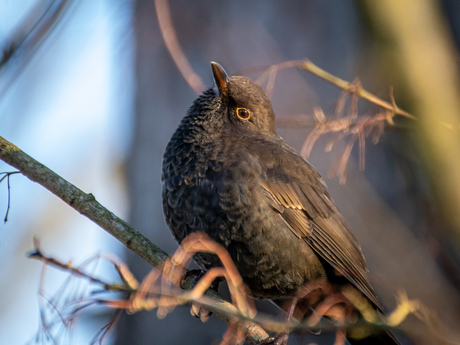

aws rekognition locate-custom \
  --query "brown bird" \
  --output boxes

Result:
[162,62,400,344]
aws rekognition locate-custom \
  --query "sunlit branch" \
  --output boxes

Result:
[257,59,414,120]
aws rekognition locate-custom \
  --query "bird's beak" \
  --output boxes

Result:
[211,61,229,98]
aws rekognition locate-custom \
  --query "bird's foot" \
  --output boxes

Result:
[190,301,212,322]
[182,269,219,322]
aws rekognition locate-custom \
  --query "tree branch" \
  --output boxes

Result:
[255,59,415,120]
[154,0,205,94]
[0,134,269,344]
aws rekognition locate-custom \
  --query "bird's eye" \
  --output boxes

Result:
[236,107,251,120]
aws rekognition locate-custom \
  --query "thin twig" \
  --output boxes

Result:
[154,0,205,94]
[253,59,416,183]
[28,238,133,293]
[34,240,460,345]
[0,171,20,222]
[299,60,415,119]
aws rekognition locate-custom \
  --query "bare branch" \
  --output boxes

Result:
[31,235,460,345]
[154,0,205,94]
[254,59,415,183]
[256,59,414,120]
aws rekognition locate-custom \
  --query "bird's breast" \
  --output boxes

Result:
[162,146,324,298]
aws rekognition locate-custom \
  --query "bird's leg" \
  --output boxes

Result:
[184,269,209,321]
[184,269,221,322]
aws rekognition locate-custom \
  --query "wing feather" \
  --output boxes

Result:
[261,178,383,312]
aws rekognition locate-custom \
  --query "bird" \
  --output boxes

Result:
[162,61,400,345]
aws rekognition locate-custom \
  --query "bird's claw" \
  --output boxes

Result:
[183,269,218,322]
[190,302,211,322]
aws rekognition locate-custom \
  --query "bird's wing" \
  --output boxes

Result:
[260,166,383,312]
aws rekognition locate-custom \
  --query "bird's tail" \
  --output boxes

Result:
[347,329,401,345]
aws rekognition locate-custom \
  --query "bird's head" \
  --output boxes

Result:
[209,62,276,134]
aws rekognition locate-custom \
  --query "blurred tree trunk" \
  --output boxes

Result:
[362,0,460,245]
[354,0,460,342]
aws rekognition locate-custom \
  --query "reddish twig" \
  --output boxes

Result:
[29,238,460,344]
[154,0,205,94]
[298,106,394,184]
[253,59,415,183]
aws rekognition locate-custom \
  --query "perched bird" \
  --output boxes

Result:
[162,62,399,344]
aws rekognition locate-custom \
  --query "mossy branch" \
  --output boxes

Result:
[0,134,269,344]
[0,135,169,267]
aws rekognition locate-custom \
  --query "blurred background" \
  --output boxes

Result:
[1,0,460,344]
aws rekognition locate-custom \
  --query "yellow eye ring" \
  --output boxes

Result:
[236,107,251,120]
